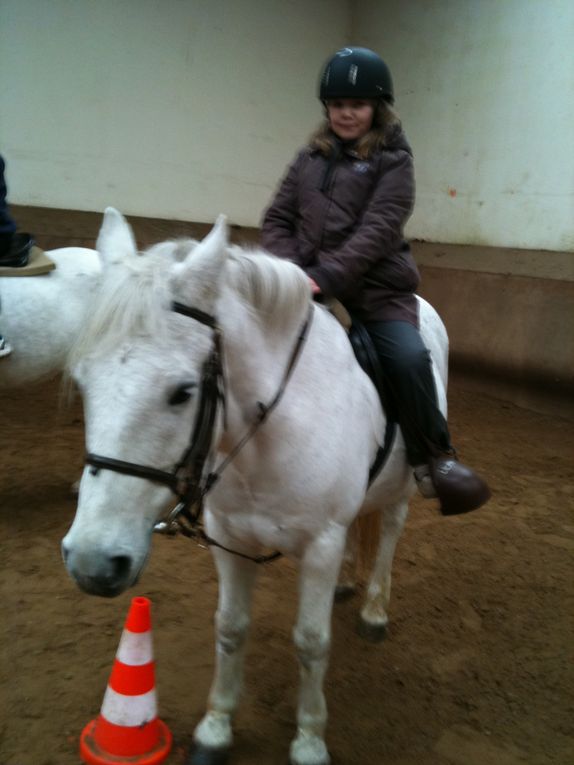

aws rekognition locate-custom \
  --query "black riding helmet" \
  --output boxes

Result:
[319,47,394,104]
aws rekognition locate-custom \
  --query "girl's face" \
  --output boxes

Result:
[326,99,376,141]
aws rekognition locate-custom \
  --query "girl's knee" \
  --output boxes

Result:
[386,346,431,377]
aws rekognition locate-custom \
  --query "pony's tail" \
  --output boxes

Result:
[354,511,382,579]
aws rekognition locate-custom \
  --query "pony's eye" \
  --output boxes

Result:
[168,383,197,406]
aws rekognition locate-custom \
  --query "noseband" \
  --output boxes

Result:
[85,299,313,564]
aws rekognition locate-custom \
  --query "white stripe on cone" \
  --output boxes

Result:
[116,629,153,666]
[100,686,158,727]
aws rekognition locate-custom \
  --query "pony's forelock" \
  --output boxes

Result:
[67,248,173,370]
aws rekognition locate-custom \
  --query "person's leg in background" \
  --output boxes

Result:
[0,155,16,356]
[0,155,17,257]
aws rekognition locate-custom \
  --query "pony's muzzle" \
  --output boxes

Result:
[61,540,134,598]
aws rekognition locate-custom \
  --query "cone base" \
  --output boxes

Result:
[80,718,172,765]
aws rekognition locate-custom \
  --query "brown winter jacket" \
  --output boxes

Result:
[261,127,420,326]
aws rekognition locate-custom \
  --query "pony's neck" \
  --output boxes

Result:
[217,284,310,436]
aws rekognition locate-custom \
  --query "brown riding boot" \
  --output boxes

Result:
[428,456,491,515]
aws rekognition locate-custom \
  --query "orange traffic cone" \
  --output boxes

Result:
[80,596,172,765]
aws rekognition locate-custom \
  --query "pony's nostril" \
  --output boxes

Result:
[111,555,132,582]
[61,542,70,564]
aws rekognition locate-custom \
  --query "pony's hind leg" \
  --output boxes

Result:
[359,499,409,641]
[290,525,347,765]
[334,520,359,601]
[191,550,258,764]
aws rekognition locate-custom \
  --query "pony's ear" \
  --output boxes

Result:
[171,215,229,304]
[193,214,228,267]
[96,207,137,266]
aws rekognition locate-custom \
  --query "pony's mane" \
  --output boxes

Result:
[226,244,310,326]
[67,239,310,368]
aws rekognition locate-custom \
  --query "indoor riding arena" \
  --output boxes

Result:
[1,3,573,765]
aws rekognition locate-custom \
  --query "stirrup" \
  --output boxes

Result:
[414,465,437,499]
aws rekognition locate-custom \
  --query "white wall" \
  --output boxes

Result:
[2,0,573,250]
[0,0,348,225]
[353,0,574,250]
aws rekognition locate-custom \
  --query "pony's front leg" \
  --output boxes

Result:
[191,550,257,764]
[291,525,347,765]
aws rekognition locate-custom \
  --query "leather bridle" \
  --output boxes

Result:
[84,299,314,564]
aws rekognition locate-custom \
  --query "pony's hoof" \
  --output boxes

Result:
[334,584,356,602]
[357,617,389,642]
[290,734,330,765]
[187,742,230,765]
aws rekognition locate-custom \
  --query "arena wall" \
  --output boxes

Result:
[2,1,572,251]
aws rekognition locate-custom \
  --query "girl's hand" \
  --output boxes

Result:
[309,278,321,295]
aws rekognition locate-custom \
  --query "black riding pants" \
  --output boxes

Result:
[365,320,452,466]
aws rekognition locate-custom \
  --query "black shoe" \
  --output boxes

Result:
[0,232,35,267]
[429,456,491,515]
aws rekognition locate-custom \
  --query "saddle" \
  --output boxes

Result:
[0,233,55,276]
[348,318,391,415]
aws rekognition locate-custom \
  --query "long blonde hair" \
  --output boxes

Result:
[309,101,401,160]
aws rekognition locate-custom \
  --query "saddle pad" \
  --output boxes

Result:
[0,246,55,276]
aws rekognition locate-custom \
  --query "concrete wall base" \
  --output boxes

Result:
[414,243,573,421]
[8,206,574,421]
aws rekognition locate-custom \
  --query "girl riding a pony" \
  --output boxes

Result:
[261,47,489,513]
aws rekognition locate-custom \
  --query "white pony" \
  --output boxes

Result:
[0,247,100,389]
[63,209,448,765]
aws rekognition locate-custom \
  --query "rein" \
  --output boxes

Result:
[85,299,314,564]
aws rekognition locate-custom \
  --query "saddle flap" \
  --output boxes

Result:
[348,319,387,408]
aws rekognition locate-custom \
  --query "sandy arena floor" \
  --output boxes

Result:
[1,378,573,765]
